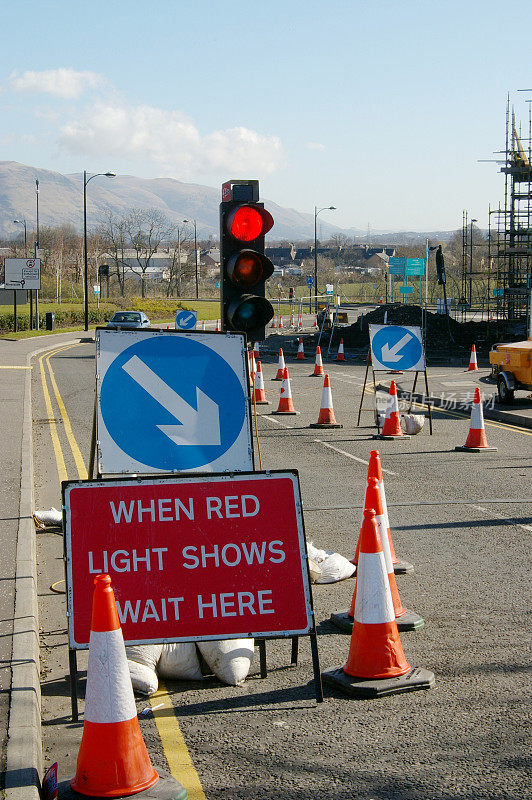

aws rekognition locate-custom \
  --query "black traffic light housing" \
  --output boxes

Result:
[220,180,275,342]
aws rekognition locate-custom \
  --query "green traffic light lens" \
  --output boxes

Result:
[227,294,274,332]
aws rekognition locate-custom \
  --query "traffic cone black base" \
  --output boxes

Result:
[310,421,343,428]
[455,444,497,453]
[393,558,414,574]
[322,665,435,699]
[272,410,300,415]
[329,609,424,633]
[59,773,188,800]
[373,433,411,440]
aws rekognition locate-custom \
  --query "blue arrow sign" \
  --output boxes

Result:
[99,335,247,471]
[369,325,425,371]
[306,275,314,286]
[175,309,197,330]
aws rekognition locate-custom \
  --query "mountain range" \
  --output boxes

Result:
[0,161,455,244]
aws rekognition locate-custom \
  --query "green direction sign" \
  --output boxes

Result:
[406,258,425,276]
[388,257,405,275]
[399,285,414,294]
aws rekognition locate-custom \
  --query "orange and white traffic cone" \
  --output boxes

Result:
[70,575,186,798]
[310,374,342,428]
[311,346,325,377]
[215,319,221,332]
[270,315,277,328]
[375,381,409,439]
[322,510,434,698]
[296,338,306,360]
[313,315,319,329]
[278,315,284,329]
[368,450,413,574]
[253,342,260,361]
[455,388,497,452]
[297,313,303,329]
[201,320,206,331]
[468,344,478,371]
[252,361,269,404]
[331,477,423,633]
[335,339,346,362]
[248,351,257,387]
[289,313,295,328]
[272,367,299,415]
[272,348,286,380]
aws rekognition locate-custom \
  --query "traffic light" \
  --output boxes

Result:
[220,180,275,342]
[435,245,446,285]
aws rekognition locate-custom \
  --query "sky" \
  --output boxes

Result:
[1,0,531,233]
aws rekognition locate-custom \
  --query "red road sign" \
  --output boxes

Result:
[64,471,313,648]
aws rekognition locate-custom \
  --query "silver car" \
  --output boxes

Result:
[106,311,151,329]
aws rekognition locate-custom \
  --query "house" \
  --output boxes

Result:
[265,245,296,266]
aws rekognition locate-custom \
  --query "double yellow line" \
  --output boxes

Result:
[38,343,207,800]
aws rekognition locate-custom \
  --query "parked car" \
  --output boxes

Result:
[106,311,151,329]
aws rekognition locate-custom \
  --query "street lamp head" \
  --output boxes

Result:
[14,219,22,224]
[104,172,116,178]
[471,218,478,223]
[329,206,337,210]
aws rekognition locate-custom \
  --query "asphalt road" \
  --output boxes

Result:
[33,339,531,800]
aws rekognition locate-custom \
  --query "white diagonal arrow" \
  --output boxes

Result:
[381,333,413,363]
[122,355,221,446]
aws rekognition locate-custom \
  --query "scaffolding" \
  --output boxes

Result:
[489,96,532,326]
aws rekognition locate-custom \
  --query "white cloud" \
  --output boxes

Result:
[9,69,105,99]
[306,142,326,151]
[58,102,284,177]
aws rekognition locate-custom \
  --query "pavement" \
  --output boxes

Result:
[0,331,91,800]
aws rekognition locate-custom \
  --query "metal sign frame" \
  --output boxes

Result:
[62,469,323,714]
[357,325,433,434]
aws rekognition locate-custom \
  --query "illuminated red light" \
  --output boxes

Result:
[229,205,273,241]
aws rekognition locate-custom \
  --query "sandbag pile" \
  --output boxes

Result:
[126,639,254,695]
[401,413,425,435]
[306,542,356,583]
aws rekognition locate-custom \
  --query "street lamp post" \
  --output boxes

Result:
[83,170,116,331]
[469,218,477,308]
[183,219,198,299]
[13,218,27,256]
[314,205,336,311]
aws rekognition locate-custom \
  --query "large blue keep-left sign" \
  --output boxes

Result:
[96,329,252,474]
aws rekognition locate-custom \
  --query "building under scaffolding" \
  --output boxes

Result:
[488,97,532,328]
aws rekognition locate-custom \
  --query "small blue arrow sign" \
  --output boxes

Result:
[306,276,314,286]
[370,325,424,371]
[175,309,197,330]
[100,335,246,471]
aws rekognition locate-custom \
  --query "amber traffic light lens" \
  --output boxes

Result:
[232,253,263,285]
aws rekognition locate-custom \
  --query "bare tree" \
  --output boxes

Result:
[96,209,128,296]
[123,209,175,298]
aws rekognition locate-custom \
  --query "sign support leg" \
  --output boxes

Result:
[356,351,371,426]
[68,648,79,722]
[13,291,17,333]
[310,628,323,703]
[291,636,299,666]
[88,394,98,479]
[258,640,267,678]
[408,371,419,412]
[424,368,433,434]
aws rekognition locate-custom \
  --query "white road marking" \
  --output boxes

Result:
[468,504,532,533]
[263,415,294,429]
[314,440,399,475]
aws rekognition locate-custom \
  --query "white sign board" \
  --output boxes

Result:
[4,258,41,290]
[369,324,425,371]
[96,329,253,475]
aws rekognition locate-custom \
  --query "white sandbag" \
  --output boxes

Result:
[307,541,355,583]
[125,644,163,671]
[158,643,203,681]
[33,507,63,528]
[197,639,254,686]
[316,552,356,583]
[308,558,322,583]
[127,659,158,696]
[401,413,425,435]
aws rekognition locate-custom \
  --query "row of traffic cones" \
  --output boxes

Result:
[322,449,434,698]
[274,344,346,379]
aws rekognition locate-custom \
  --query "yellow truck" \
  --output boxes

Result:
[489,339,532,403]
